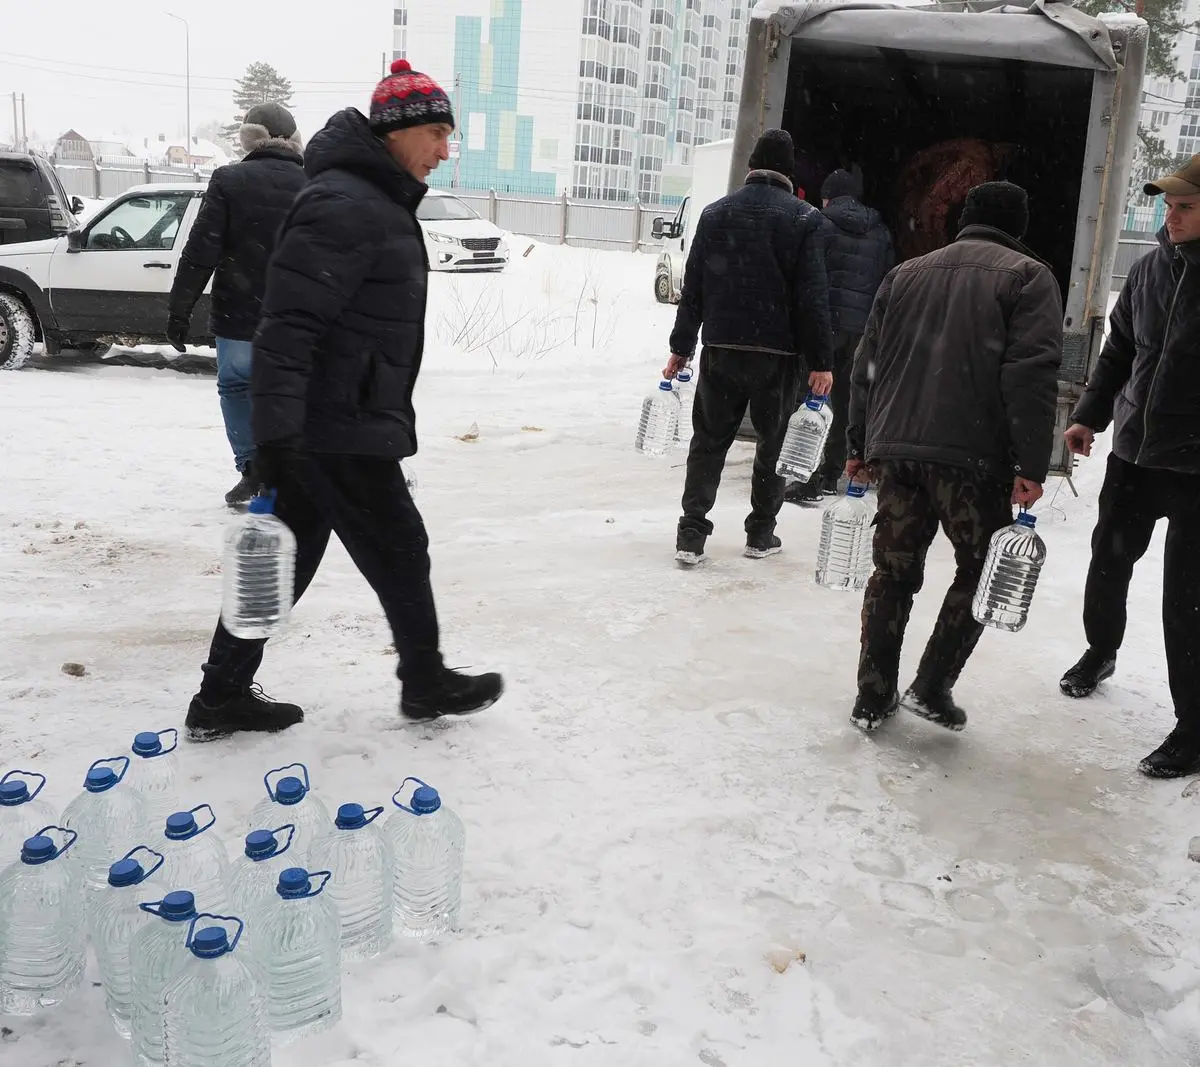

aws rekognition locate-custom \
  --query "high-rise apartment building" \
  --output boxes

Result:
[391,0,748,201]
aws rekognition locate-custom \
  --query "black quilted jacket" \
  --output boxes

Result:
[669,171,833,371]
[251,108,430,458]
[820,196,894,336]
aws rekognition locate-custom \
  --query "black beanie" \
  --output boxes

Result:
[748,129,795,178]
[821,169,862,200]
[958,181,1029,240]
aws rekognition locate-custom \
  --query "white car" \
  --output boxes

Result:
[416,190,508,272]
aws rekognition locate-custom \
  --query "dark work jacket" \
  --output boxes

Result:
[1073,229,1200,473]
[848,225,1063,482]
[669,170,833,372]
[251,108,430,458]
[168,142,306,340]
[820,196,894,336]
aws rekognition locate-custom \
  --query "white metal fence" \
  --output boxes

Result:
[51,159,215,202]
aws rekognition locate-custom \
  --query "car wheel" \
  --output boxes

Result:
[654,271,672,304]
[0,291,37,372]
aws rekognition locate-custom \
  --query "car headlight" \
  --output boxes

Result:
[426,231,456,244]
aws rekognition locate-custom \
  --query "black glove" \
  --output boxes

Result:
[166,315,189,354]
[253,439,302,495]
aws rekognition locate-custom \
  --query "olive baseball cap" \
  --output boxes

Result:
[1144,153,1200,196]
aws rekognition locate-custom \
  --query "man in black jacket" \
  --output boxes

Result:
[167,103,307,507]
[788,168,893,505]
[665,129,834,566]
[184,60,503,742]
[847,182,1062,732]
[1060,154,1200,778]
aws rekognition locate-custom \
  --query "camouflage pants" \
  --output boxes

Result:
[858,460,1013,704]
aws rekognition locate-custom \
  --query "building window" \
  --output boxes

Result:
[393,7,407,25]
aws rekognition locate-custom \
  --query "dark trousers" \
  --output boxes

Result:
[858,460,1013,703]
[816,329,862,485]
[1083,453,1200,733]
[200,453,443,697]
[678,347,799,546]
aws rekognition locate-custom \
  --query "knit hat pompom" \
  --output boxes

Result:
[370,58,455,136]
[958,181,1029,240]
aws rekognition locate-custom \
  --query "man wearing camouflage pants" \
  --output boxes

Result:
[845,182,1062,731]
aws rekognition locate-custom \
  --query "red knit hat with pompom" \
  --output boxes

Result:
[370,58,455,135]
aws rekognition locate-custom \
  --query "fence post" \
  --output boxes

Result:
[92,161,102,200]
[560,191,569,245]
[143,160,151,185]
[632,200,642,253]
[489,188,498,224]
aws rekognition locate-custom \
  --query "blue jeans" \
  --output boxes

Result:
[215,337,254,472]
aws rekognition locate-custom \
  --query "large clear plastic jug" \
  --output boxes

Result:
[130,890,201,1066]
[158,805,231,914]
[128,728,179,828]
[674,367,694,450]
[162,915,270,1067]
[221,491,296,640]
[311,802,394,960]
[0,770,58,863]
[634,380,681,456]
[247,763,329,868]
[387,778,465,941]
[777,393,833,482]
[972,510,1047,632]
[60,756,148,894]
[0,826,86,1014]
[815,483,876,591]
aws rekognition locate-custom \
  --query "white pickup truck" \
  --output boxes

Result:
[0,182,214,370]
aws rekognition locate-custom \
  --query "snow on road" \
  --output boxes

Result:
[2,244,1198,1066]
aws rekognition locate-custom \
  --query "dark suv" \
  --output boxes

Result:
[0,153,84,246]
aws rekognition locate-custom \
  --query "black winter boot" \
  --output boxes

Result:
[850,693,898,732]
[186,684,304,742]
[1139,728,1200,779]
[1059,648,1117,699]
[784,481,825,507]
[901,685,967,731]
[401,668,504,721]
[744,532,782,559]
[224,465,256,508]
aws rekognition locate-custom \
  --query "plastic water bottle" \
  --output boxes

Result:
[221,490,296,640]
[60,756,148,894]
[402,462,418,497]
[311,803,394,960]
[0,827,86,1014]
[258,867,342,1042]
[229,824,297,930]
[162,915,270,1067]
[815,483,876,591]
[0,770,58,863]
[127,729,179,828]
[247,764,330,867]
[777,393,834,482]
[157,805,231,914]
[131,890,200,1066]
[972,511,1047,632]
[89,845,165,1036]
[387,778,465,940]
[674,368,694,450]
[634,380,681,456]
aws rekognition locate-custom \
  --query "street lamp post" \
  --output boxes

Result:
[166,13,191,160]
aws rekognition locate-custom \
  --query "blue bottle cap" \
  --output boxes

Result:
[132,731,163,757]
[0,780,29,805]
[658,380,674,392]
[274,776,306,805]
[244,829,278,860]
[677,369,692,382]
[247,494,275,515]
[1016,512,1037,528]
[85,767,118,793]
[277,867,310,898]
[190,926,229,959]
[160,890,197,920]
[335,803,366,830]
[20,835,55,864]
[847,484,867,498]
[805,396,823,411]
[165,811,196,839]
[410,786,441,815]
[108,857,145,887]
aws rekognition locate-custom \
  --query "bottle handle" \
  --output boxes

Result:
[270,823,297,856]
[150,728,179,757]
[299,870,332,898]
[185,914,245,956]
[85,755,131,787]
[33,825,78,860]
[175,804,216,840]
[121,844,166,882]
[264,762,310,802]
[391,775,432,816]
[1,769,46,801]
[359,806,385,826]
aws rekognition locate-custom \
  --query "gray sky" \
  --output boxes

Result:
[2,0,395,149]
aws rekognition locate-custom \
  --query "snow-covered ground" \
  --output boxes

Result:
[2,245,1199,1066]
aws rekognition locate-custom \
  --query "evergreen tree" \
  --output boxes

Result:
[223,62,294,156]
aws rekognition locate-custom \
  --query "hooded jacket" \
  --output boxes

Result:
[820,196,894,337]
[1072,229,1200,473]
[848,224,1063,482]
[250,108,430,458]
[168,136,306,340]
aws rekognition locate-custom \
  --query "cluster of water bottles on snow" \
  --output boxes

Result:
[0,739,465,1065]
[634,372,1047,629]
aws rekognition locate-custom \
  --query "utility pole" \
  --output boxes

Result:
[166,13,191,156]
[20,93,27,151]
[381,52,387,77]
[10,93,18,151]
[453,73,462,188]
